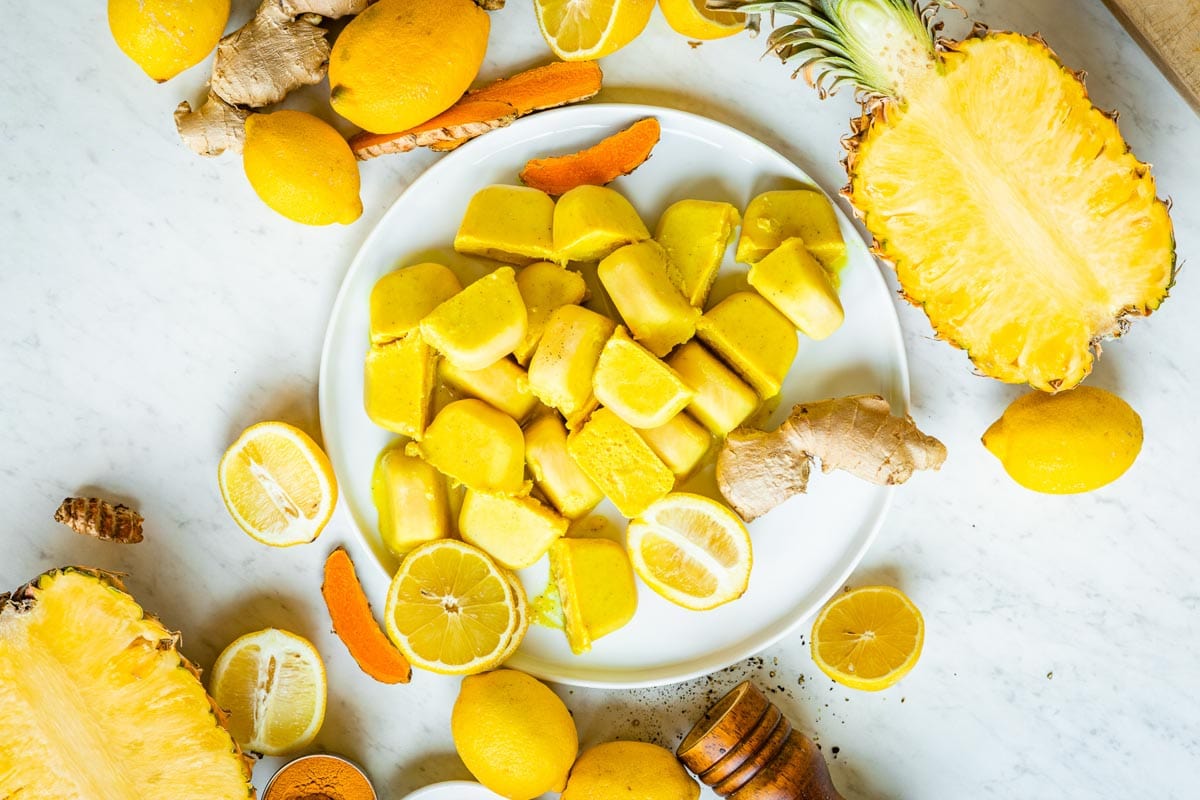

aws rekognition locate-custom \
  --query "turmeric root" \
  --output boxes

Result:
[54,497,144,543]
[350,100,518,160]
[519,117,661,196]
[717,395,946,521]
[322,547,412,684]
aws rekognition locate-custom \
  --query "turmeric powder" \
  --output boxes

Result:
[263,753,376,800]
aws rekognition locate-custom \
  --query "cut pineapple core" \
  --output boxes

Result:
[567,407,674,517]
[528,304,616,427]
[598,240,700,356]
[364,333,436,439]
[553,184,650,262]
[697,292,797,398]
[0,569,254,799]
[373,443,450,557]
[370,262,462,344]
[550,537,638,655]
[593,326,693,429]
[667,341,759,435]
[524,414,604,518]
[460,489,569,569]
[454,185,558,265]
[748,238,845,340]
[736,189,847,270]
[637,412,712,479]
[439,356,538,422]
[514,261,589,364]
[656,199,741,307]
[419,267,528,371]
[406,399,526,494]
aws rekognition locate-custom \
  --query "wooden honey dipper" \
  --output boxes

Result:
[677,681,844,800]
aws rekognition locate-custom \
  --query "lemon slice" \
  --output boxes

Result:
[810,585,925,692]
[385,540,518,675]
[218,421,337,547]
[209,628,327,757]
[497,571,530,664]
[659,0,745,40]
[534,0,656,61]
[626,493,752,610]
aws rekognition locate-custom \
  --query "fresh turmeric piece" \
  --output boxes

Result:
[520,117,661,196]
[351,100,518,160]
[53,497,144,544]
[321,547,413,684]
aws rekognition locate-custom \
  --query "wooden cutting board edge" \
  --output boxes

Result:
[1101,0,1200,114]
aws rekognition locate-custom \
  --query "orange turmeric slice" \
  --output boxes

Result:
[321,546,412,684]
[520,117,661,196]
[350,100,518,160]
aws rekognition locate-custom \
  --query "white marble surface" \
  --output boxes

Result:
[2,1,1198,797]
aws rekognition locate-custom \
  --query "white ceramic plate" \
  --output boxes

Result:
[319,103,909,688]
[400,781,505,800]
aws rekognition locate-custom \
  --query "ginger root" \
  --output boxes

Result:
[520,117,661,195]
[54,497,144,544]
[350,100,518,160]
[174,93,251,156]
[717,395,946,521]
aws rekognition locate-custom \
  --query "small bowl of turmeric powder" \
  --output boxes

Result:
[262,753,377,800]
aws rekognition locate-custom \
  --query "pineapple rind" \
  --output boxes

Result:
[0,567,255,799]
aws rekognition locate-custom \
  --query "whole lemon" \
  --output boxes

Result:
[108,0,230,82]
[562,741,700,800]
[982,386,1143,494]
[242,111,362,226]
[329,0,490,133]
[451,669,578,799]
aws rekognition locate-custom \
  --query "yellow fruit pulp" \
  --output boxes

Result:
[697,292,797,398]
[406,399,526,494]
[419,267,528,371]
[550,538,638,655]
[363,333,436,439]
[455,185,559,265]
[108,0,230,82]
[524,414,605,518]
[562,740,700,800]
[736,189,846,269]
[330,0,489,133]
[534,0,656,61]
[598,241,700,357]
[370,262,462,345]
[656,198,741,307]
[460,490,569,570]
[592,327,694,429]
[528,304,616,426]
[982,385,1143,493]
[554,185,651,262]
[810,586,923,692]
[667,341,759,435]
[515,261,589,364]
[748,237,845,340]
[568,408,675,518]
[439,356,539,422]
[372,444,450,557]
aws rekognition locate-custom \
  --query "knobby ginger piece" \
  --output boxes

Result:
[54,497,144,543]
[717,395,946,521]
[175,93,251,156]
[350,100,518,160]
[520,118,661,196]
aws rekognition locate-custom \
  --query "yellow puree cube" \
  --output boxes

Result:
[636,412,712,479]
[655,199,741,308]
[697,292,798,398]
[592,327,693,430]
[372,444,449,557]
[528,304,616,428]
[459,490,569,569]
[553,185,650,262]
[667,341,759,435]
[406,399,526,494]
[567,408,674,518]
[514,261,588,365]
[736,189,847,269]
[454,185,558,265]
[438,356,538,422]
[419,267,527,371]
[369,262,462,344]
[524,415,604,518]
[363,333,436,439]
[598,241,700,357]
[748,238,845,340]
[550,537,638,655]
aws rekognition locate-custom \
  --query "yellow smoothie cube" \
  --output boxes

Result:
[550,537,638,654]
[419,267,527,370]
[697,292,798,398]
[667,341,759,435]
[524,415,604,519]
[528,304,616,428]
[454,185,558,265]
[567,408,674,518]
[369,262,462,345]
[736,189,847,269]
[748,238,845,340]
[372,444,449,556]
[636,412,712,479]
[363,333,436,439]
[553,185,650,262]
[655,199,741,308]
[598,240,700,357]
[459,489,569,569]
[438,356,538,422]
[592,327,693,430]
[406,399,526,494]
[514,261,588,365]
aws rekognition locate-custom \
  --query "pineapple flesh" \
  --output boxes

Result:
[0,569,253,799]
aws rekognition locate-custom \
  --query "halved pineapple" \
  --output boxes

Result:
[0,568,253,799]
